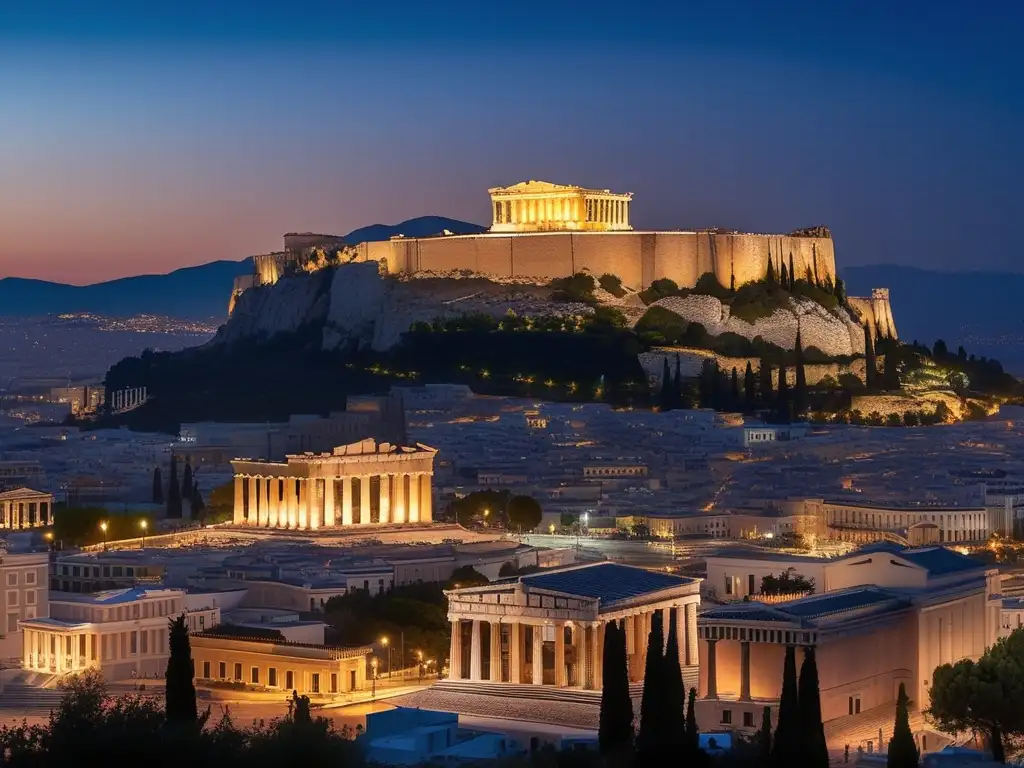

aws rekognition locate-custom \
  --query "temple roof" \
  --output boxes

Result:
[700,586,911,626]
[0,487,51,501]
[855,542,985,576]
[488,180,628,197]
[495,562,697,606]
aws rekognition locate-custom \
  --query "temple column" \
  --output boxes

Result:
[469,620,482,681]
[592,623,604,689]
[287,479,298,528]
[408,473,421,523]
[379,474,391,525]
[421,473,433,523]
[297,479,309,530]
[308,479,321,530]
[449,620,462,680]
[360,475,371,524]
[661,606,670,651]
[233,476,244,524]
[740,641,751,700]
[254,477,265,527]
[247,476,257,525]
[509,623,522,683]
[341,476,353,526]
[267,479,279,528]
[555,623,566,687]
[675,606,686,669]
[393,473,406,523]
[706,639,718,699]
[685,602,699,667]
[324,478,336,527]
[532,625,543,685]
[625,615,635,655]
[489,621,502,682]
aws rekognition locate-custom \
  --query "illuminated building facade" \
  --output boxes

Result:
[487,180,633,233]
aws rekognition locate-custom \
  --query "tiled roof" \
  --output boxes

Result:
[699,605,794,623]
[898,547,985,576]
[699,587,910,626]
[0,487,50,501]
[513,563,697,606]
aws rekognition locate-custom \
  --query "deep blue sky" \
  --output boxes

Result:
[1,1,1021,283]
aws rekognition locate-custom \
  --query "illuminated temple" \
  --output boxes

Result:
[487,180,633,233]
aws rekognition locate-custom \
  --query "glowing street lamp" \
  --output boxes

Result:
[371,657,379,700]
[139,519,148,549]
[99,521,108,551]
[381,636,392,678]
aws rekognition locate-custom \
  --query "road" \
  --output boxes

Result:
[518,534,759,567]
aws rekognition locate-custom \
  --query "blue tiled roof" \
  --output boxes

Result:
[778,587,902,618]
[700,605,793,622]
[517,563,696,606]
[898,547,985,576]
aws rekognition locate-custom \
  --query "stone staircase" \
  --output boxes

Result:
[822,703,950,756]
[0,685,64,719]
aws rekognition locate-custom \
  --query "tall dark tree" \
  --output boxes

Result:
[864,323,877,390]
[779,259,789,288]
[798,646,829,768]
[835,276,847,306]
[883,343,901,391]
[151,467,163,506]
[743,361,757,413]
[788,253,795,289]
[698,359,717,409]
[191,481,205,520]
[685,686,699,757]
[673,353,685,409]
[181,461,193,505]
[730,367,741,412]
[812,243,819,284]
[933,339,948,358]
[662,610,687,754]
[167,455,182,519]
[766,247,776,283]
[776,363,790,423]
[887,682,919,768]
[757,705,773,764]
[636,611,665,761]
[759,361,773,410]
[771,645,801,768]
[165,615,201,728]
[659,357,673,410]
[793,328,808,416]
[599,621,634,757]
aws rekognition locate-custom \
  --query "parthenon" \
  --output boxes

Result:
[230,438,436,531]
[488,180,633,233]
[445,562,700,689]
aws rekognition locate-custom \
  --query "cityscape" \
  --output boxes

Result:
[1,2,1022,766]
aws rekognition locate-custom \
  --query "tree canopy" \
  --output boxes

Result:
[506,495,542,532]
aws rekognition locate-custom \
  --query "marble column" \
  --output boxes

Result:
[233,476,244,524]
[408,474,421,523]
[531,625,543,685]
[324,478,336,527]
[706,639,718,699]
[298,479,309,530]
[287,479,298,528]
[686,602,699,667]
[625,615,635,655]
[591,623,603,689]
[470,620,482,681]
[393,473,406,523]
[308,479,321,530]
[675,606,687,669]
[489,622,502,682]
[421,473,433,523]
[255,477,265,527]
[740,641,751,700]
[379,474,391,524]
[268,479,279,528]
[449,620,462,679]
[342,476,353,526]
[246,476,257,525]
[509,623,522,683]
[555,623,566,687]
[661,606,670,651]
[360,475,371,524]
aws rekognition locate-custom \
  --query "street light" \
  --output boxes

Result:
[371,657,379,700]
[99,521,108,551]
[139,519,148,549]
[381,636,392,678]
[417,650,424,681]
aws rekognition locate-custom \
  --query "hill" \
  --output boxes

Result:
[342,216,486,243]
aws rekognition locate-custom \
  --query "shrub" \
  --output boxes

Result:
[551,273,597,304]
[681,322,710,348]
[598,273,626,298]
[791,279,839,311]
[711,332,755,357]
[693,272,733,300]
[816,374,839,389]
[635,306,687,345]
[751,335,787,363]
[838,372,865,390]
[638,278,680,305]
[730,281,790,323]
[803,345,832,363]
[584,306,628,333]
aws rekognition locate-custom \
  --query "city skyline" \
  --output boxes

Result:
[1,1,1021,284]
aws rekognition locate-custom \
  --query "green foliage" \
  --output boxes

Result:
[694,271,732,299]
[662,609,687,755]
[448,565,488,588]
[584,306,628,333]
[638,278,681,305]
[790,279,838,310]
[165,615,203,728]
[838,372,864,390]
[550,272,597,304]
[53,506,154,548]
[636,610,665,761]
[886,413,903,427]
[597,273,626,298]
[711,332,755,357]
[888,682,919,768]
[730,280,791,323]
[507,495,543,532]
[635,306,688,346]
[760,570,815,596]
[450,489,511,526]
[204,481,234,525]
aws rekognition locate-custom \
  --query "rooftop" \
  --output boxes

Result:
[51,587,182,605]
[495,562,698,607]
[700,586,911,625]
[857,542,986,576]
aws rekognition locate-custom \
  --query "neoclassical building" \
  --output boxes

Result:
[0,488,54,529]
[231,438,436,531]
[487,180,633,233]
[445,562,700,690]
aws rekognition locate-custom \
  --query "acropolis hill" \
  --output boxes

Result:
[225,180,897,354]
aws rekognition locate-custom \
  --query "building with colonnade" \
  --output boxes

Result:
[487,180,633,233]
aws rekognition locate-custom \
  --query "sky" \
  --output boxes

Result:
[1,1,1022,285]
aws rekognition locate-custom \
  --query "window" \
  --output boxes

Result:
[269,668,277,687]
[199,616,205,630]
[113,567,122,577]
[26,591,35,606]
[724,576,733,596]
[331,673,338,693]
[25,571,35,585]
[8,613,18,633]
[748,574,756,595]
[848,696,861,715]
[311,673,320,694]
[6,573,16,586]
[721,709,732,725]
[130,632,137,655]
[6,591,16,607]
[743,711,754,728]
[219,662,226,679]
[203,661,211,678]
[286,671,294,690]
[251,667,260,685]
[234,663,242,681]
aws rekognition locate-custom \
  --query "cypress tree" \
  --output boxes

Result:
[835,276,847,306]
[165,614,200,727]
[673,353,684,409]
[662,610,687,753]
[743,361,756,413]
[759,361,773,410]
[191,481,204,520]
[685,686,699,757]
[887,682,919,768]
[152,467,163,505]
[599,621,634,757]
[771,645,801,768]
[864,323,877,390]
[794,328,807,416]
[780,260,789,289]
[181,461,193,504]
[757,705,773,764]
[636,611,665,761]
[766,248,776,283]
[799,646,829,768]
[812,243,819,285]
[788,253,795,290]
[730,368,740,412]
[776,364,790,423]
[167,455,182,518]
[883,345,901,391]
[660,357,672,410]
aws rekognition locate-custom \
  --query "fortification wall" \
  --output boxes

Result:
[848,291,899,341]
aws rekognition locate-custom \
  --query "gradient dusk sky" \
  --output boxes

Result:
[1,1,1021,285]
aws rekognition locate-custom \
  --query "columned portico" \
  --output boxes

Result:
[488,181,633,233]
[231,439,437,532]
[446,562,700,692]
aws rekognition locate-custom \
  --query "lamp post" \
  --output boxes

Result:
[417,650,424,681]
[139,519,148,549]
[381,636,392,679]
[99,521,108,552]
[371,657,378,701]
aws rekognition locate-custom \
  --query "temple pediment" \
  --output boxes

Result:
[489,180,580,194]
